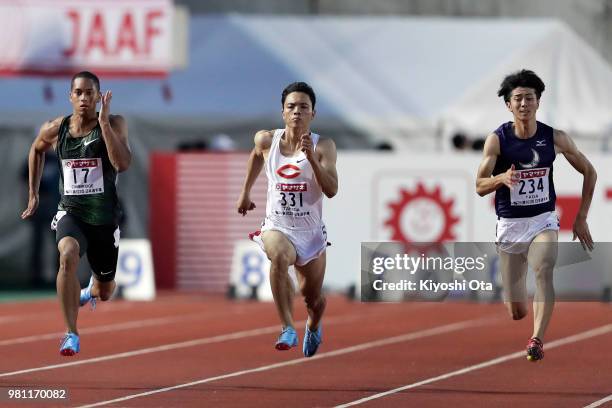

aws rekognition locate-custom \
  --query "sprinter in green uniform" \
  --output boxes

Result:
[22,71,131,356]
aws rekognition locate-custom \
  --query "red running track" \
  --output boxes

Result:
[0,293,611,407]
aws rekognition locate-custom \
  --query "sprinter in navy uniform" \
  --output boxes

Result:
[476,70,596,361]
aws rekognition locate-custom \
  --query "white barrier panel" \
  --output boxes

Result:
[229,239,299,301]
[115,239,156,301]
[323,152,612,292]
[230,240,273,301]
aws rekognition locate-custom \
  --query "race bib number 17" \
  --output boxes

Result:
[510,167,550,206]
[62,158,104,195]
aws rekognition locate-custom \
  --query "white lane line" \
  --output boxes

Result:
[335,323,612,407]
[74,317,493,408]
[0,312,371,378]
[0,303,146,325]
[584,394,612,408]
[0,297,279,345]
[0,312,56,325]
[0,301,407,347]
[0,313,210,347]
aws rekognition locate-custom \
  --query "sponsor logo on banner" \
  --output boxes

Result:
[384,182,460,246]
[0,0,173,76]
[374,172,469,243]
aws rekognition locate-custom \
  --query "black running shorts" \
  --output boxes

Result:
[55,213,120,282]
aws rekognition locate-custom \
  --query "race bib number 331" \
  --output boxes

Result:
[62,158,104,195]
[510,167,550,206]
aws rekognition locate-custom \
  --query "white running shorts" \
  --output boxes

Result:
[496,211,560,254]
[250,219,328,266]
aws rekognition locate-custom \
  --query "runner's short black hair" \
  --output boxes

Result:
[498,69,545,102]
[281,82,316,109]
[71,71,100,91]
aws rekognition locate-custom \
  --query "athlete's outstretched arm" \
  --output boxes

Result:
[301,136,338,198]
[237,130,272,216]
[476,133,517,196]
[21,117,62,219]
[554,130,597,250]
[99,91,131,172]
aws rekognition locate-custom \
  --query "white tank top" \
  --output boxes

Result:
[264,129,323,230]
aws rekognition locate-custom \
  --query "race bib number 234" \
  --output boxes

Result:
[510,167,550,206]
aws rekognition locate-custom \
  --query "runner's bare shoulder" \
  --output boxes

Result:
[254,130,274,151]
[316,137,336,151]
[42,116,63,136]
[38,116,64,146]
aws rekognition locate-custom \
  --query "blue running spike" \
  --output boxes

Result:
[303,324,322,357]
[275,326,298,350]
[79,276,96,311]
[59,332,80,356]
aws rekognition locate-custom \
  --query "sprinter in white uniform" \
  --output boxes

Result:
[237,82,338,357]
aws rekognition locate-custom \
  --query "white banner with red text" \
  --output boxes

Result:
[0,0,173,77]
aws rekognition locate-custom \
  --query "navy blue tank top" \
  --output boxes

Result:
[492,121,556,218]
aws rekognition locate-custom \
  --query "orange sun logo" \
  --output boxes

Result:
[384,182,460,244]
